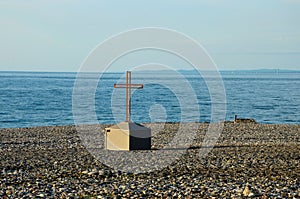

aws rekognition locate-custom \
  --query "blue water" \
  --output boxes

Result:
[0,70,299,128]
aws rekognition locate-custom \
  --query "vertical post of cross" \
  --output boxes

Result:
[126,71,131,122]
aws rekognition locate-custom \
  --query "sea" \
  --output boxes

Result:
[0,70,299,129]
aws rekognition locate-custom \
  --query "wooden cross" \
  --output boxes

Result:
[114,71,143,122]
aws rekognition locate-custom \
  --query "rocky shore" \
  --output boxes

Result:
[0,123,300,198]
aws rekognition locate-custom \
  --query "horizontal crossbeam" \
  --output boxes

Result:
[114,84,143,89]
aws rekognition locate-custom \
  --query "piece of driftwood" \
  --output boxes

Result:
[234,115,256,124]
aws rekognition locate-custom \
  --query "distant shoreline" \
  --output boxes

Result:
[0,69,299,73]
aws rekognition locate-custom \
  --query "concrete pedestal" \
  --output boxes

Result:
[104,122,151,150]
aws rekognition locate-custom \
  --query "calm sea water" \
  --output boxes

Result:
[0,70,299,128]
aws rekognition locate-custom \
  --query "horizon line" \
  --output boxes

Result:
[0,68,299,73]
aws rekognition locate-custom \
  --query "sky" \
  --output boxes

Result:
[0,0,300,72]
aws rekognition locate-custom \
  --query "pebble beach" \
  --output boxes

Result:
[1,123,300,198]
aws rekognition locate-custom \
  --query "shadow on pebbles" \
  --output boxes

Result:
[0,123,299,198]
